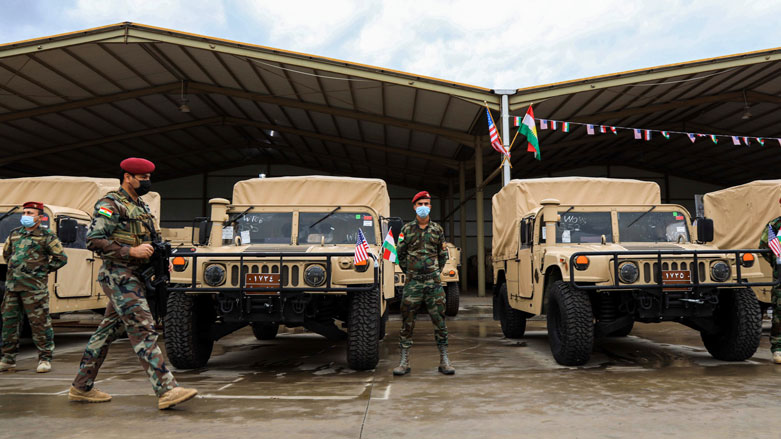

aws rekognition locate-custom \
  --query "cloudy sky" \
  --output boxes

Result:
[1,0,779,89]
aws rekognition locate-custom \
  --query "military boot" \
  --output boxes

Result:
[392,348,411,376]
[68,386,112,403]
[158,386,198,410]
[37,360,51,373]
[773,351,781,364]
[0,360,15,373]
[437,345,455,375]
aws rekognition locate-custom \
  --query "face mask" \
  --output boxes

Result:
[135,179,152,196]
[415,206,430,218]
[20,215,36,228]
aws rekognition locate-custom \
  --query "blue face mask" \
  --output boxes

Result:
[415,206,430,218]
[20,215,36,228]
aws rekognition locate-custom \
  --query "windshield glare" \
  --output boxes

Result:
[556,212,613,243]
[618,211,690,243]
[234,213,293,244]
[298,212,376,245]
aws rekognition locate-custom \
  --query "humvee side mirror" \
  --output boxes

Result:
[191,217,211,246]
[57,218,78,244]
[696,217,714,243]
[388,217,403,240]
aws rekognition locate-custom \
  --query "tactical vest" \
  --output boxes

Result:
[105,190,155,247]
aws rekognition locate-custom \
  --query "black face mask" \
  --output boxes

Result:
[135,179,152,196]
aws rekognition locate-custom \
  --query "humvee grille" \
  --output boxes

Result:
[228,263,304,287]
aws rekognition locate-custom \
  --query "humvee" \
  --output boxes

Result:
[392,242,461,316]
[164,176,399,371]
[0,176,161,331]
[699,180,781,308]
[492,178,775,366]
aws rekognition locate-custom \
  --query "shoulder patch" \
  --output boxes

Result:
[98,206,113,218]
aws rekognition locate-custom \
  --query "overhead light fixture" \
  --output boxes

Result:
[179,79,191,113]
[741,89,752,120]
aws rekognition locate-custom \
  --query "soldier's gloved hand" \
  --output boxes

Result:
[129,243,154,259]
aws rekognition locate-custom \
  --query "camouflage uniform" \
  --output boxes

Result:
[2,225,67,362]
[72,188,177,397]
[759,217,781,353]
[396,220,449,349]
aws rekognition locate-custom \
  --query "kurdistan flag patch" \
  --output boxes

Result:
[98,207,113,218]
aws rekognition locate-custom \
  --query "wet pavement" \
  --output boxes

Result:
[2,313,781,439]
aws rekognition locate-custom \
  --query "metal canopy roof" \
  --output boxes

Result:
[0,22,779,191]
[0,23,495,189]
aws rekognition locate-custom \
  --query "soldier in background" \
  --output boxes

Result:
[393,191,455,376]
[0,201,67,373]
[68,158,198,409]
[759,199,781,364]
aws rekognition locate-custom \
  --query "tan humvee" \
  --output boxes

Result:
[700,180,781,306]
[492,177,769,366]
[393,242,461,316]
[0,176,160,322]
[164,176,398,371]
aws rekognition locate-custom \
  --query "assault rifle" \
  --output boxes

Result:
[139,221,171,323]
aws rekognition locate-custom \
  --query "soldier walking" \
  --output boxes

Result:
[0,201,67,373]
[760,200,781,364]
[69,158,198,409]
[393,191,455,375]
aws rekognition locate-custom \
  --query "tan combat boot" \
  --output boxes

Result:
[68,386,112,403]
[36,360,51,373]
[437,345,455,375]
[0,360,16,373]
[773,351,781,364]
[392,348,411,376]
[158,386,198,410]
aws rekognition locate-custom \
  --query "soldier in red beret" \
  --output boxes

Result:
[69,157,198,409]
[1,201,68,373]
[393,190,455,376]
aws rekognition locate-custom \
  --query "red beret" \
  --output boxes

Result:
[23,201,44,211]
[120,157,155,174]
[412,191,431,204]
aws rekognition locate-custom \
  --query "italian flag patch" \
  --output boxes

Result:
[98,207,113,218]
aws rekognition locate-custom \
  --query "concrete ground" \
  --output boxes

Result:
[1,299,781,439]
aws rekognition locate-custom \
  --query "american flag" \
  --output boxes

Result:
[768,225,781,258]
[354,228,371,265]
[485,108,509,157]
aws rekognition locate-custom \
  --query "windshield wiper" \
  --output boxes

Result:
[310,206,341,229]
[0,206,19,224]
[226,207,253,226]
[626,206,656,228]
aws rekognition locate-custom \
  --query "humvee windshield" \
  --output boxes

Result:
[618,211,690,243]
[556,212,613,244]
[235,213,293,244]
[298,212,376,245]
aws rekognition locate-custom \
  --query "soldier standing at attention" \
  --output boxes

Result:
[69,158,198,409]
[759,199,781,364]
[0,202,67,373]
[393,191,455,376]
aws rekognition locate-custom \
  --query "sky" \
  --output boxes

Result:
[0,0,779,90]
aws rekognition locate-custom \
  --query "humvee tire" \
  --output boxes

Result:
[546,281,594,366]
[251,322,280,340]
[498,283,527,339]
[701,287,761,361]
[346,290,380,371]
[445,282,460,317]
[164,292,214,369]
[609,320,634,337]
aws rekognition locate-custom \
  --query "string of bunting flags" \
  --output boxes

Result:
[511,115,781,147]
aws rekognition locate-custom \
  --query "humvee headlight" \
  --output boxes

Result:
[204,264,226,286]
[710,261,731,282]
[574,255,590,270]
[394,274,401,284]
[741,253,755,267]
[618,262,639,284]
[304,264,326,287]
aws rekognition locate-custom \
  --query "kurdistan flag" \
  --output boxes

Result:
[382,229,397,263]
[519,105,541,160]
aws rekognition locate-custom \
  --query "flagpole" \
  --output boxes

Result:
[500,93,512,186]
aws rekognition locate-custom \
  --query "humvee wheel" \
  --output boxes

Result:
[445,282,460,317]
[701,287,761,361]
[498,283,527,339]
[164,292,214,369]
[346,289,381,370]
[251,323,280,340]
[546,281,594,366]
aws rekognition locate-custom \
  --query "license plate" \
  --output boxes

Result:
[662,270,690,291]
[245,273,280,295]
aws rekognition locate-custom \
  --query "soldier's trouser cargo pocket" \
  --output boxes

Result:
[72,265,177,396]
[1,288,54,362]
[399,278,448,349]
